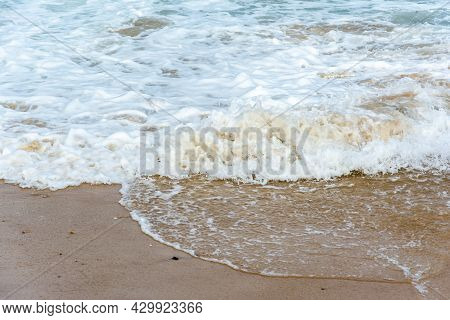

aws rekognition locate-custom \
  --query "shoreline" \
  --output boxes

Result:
[0,182,428,299]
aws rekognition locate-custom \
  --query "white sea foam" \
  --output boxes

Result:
[0,1,449,188]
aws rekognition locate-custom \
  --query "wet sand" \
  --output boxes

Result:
[0,182,437,299]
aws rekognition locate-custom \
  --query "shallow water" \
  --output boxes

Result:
[122,172,449,298]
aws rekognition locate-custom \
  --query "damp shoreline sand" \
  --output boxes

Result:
[0,182,437,299]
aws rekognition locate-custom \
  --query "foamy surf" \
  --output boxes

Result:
[1,1,449,188]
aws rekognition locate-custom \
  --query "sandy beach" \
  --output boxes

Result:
[0,182,432,300]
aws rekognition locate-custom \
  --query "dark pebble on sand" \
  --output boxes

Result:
[171,256,179,261]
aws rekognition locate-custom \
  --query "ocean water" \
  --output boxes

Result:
[1,0,449,187]
[1,1,449,296]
